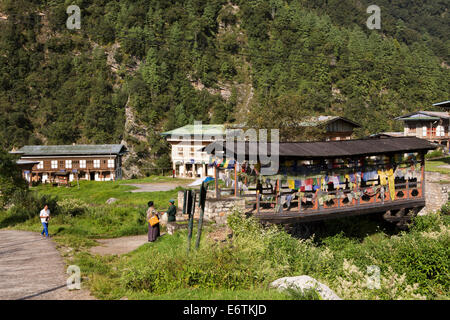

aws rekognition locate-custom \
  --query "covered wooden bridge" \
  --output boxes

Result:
[203,137,436,226]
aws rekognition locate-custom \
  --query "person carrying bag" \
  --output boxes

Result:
[146,201,160,242]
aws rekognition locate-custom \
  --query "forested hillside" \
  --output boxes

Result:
[0,0,448,174]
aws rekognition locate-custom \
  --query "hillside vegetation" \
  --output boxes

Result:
[0,149,448,300]
[0,0,449,173]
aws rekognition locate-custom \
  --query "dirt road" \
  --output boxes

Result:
[90,234,149,256]
[0,230,94,300]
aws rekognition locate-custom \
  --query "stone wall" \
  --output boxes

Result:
[204,198,246,225]
[420,171,449,215]
[177,190,245,225]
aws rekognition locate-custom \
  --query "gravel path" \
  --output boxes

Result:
[90,234,150,256]
[0,230,94,300]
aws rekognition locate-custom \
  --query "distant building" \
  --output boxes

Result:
[10,144,127,184]
[396,110,450,149]
[161,124,240,178]
[299,116,361,141]
[369,132,404,139]
[433,100,450,109]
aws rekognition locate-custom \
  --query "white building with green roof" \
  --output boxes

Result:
[161,124,239,178]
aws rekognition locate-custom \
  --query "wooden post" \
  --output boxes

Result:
[256,190,260,214]
[298,191,302,212]
[314,189,319,210]
[421,152,425,199]
[187,192,195,253]
[214,166,219,199]
[234,162,238,197]
[275,179,280,209]
[195,183,206,250]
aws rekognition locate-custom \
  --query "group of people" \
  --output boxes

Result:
[146,199,177,242]
[38,200,178,243]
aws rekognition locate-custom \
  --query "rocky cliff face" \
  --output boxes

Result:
[120,96,150,179]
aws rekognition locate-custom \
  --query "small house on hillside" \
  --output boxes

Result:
[10,144,127,184]
[298,116,361,141]
[396,111,450,149]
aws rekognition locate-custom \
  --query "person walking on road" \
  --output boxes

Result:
[40,205,50,238]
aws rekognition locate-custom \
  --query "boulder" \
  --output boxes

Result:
[106,198,118,204]
[270,275,341,300]
[166,222,189,235]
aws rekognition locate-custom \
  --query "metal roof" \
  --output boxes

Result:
[16,160,40,165]
[396,111,450,121]
[433,100,450,108]
[297,116,361,128]
[203,137,436,160]
[369,132,404,138]
[161,124,241,138]
[161,124,225,137]
[15,144,127,156]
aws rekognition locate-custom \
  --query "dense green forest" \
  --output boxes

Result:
[0,0,448,174]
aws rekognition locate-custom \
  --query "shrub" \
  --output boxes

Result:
[57,198,89,217]
[9,190,58,219]
[411,214,443,232]
[440,201,450,215]
[425,149,444,159]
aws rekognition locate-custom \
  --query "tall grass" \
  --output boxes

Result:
[2,177,448,300]
[73,210,449,300]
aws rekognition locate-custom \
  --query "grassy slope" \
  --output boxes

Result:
[425,157,450,175]
[1,176,449,300]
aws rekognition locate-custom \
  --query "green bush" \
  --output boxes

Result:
[391,235,449,297]
[426,149,444,159]
[9,190,58,219]
[440,201,450,215]
[57,198,89,217]
[122,241,269,293]
[411,214,443,232]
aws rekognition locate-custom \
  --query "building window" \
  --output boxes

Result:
[80,160,86,168]
[51,160,57,169]
[65,160,72,169]
[437,125,443,137]
[94,160,100,168]
[37,161,43,169]
[422,125,427,137]
[108,159,114,168]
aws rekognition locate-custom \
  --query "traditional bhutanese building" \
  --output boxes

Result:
[10,144,127,184]
[396,109,450,149]
[162,118,361,178]
[298,116,361,141]
[161,124,240,178]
